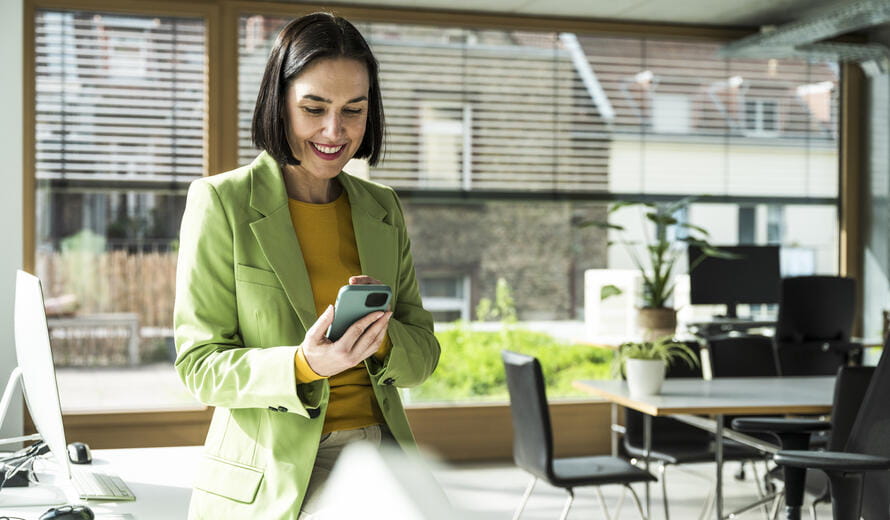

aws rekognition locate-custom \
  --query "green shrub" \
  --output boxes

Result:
[411,323,613,402]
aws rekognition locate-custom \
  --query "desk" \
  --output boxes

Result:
[4,446,199,519]
[574,377,835,520]
[686,318,776,338]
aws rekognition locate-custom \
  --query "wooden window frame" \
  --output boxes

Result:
[22,0,859,458]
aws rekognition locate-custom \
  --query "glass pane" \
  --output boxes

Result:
[34,10,206,412]
[235,16,839,404]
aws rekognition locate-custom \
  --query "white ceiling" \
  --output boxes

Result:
[305,0,860,28]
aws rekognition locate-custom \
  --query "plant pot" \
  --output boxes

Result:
[637,307,677,342]
[625,358,666,396]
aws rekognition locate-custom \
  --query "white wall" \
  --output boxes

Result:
[0,0,24,440]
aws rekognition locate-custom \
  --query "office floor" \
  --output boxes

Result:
[434,460,833,519]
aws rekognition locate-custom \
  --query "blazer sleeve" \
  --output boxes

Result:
[369,189,441,388]
[173,179,313,417]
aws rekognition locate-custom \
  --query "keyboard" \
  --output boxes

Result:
[70,467,136,501]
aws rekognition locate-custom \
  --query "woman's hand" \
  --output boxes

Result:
[301,304,392,378]
[348,275,385,287]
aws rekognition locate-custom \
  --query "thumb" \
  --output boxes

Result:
[308,305,334,340]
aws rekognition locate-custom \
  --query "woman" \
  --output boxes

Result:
[173,13,440,519]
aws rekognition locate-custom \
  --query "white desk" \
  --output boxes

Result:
[3,446,199,519]
[574,377,835,520]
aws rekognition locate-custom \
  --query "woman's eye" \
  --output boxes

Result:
[343,108,364,115]
[302,107,324,115]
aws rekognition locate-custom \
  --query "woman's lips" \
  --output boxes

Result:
[310,142,346,161]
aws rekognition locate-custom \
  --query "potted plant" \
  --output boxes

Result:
[612,337,699,396]
[577,197,733,341]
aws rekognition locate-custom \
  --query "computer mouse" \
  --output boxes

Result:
[39,504,94,520]
[67,441,92,464]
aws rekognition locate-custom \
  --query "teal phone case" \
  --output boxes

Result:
[326,284,392,341]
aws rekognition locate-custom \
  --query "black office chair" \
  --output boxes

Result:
[622,340,765,519]
[734,350,890,520]
[773,276,859,376]
[501,350,656,520]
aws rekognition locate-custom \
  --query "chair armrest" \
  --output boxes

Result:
[731,417,832,434]
[774,450,890,472]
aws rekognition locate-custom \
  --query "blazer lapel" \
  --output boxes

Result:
[247,153,318,332]
[338,174,399,291]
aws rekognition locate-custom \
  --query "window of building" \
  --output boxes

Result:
[744,98,780,136]
[419,274,471,322]
[419,102,471,189]
[652,93,691,133]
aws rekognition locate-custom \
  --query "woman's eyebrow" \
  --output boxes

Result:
[301,94,368,104]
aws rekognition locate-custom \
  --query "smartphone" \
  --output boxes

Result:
[326,284,392,341]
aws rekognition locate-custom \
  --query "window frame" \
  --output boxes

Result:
[22,0,860,453]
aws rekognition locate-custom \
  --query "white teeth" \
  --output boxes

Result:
[312,143,344,154]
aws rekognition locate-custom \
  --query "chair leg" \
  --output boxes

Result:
[513,476,537,520]
[559,489,574,520]
[626,484,649,520]
[658,463,670,520]
[595,487,611,519]
[749,458,773,520]
[822,471,864,520]
[697,484,716,520]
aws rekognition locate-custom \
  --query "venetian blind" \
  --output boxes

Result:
[35,10,206,184]
[238,18,609,192]
[238,17,837,197]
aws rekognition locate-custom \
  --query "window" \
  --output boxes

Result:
[34,9,205,412]
[744,98,780,136]
[738,206,756,244]
[652,93,691,133]
[419,102,471,189]
[419,274,471,322]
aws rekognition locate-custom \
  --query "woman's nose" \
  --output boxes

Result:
[321,113,344,140]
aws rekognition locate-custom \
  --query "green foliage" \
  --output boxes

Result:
[59,229,109,310]
[60,229,106,254]
[576,198,735,309]
[415,278,611,402]
[411,324,613,402]
[475,277,517,323]
[611,336,699,378]
[600,284,623,301]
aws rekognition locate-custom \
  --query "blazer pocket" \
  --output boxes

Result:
[194,455,264,504]
[235,264,282,289]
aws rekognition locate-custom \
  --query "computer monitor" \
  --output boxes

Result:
[0,270,72,506]
[688,245,781,318]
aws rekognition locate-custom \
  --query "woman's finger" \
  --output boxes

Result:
[336,310,385,349]
[306,305,334,343]
[349,275,382,285]
[353,312,391,357]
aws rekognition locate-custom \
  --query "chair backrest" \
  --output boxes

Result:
[707,334,779,378]
[774,276,856,376]
[844,347,889,519]
[828,365,874,452]
[624,342,710,449]
[501,350,553,481]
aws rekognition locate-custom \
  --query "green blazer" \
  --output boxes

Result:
[173,151,440,519]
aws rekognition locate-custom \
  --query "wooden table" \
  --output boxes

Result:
[574,376,835,520]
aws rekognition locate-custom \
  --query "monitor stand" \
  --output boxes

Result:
[0,367,68,507]
[722,302,739,319]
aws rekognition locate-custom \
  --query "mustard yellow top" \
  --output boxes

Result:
[288,192,390,433]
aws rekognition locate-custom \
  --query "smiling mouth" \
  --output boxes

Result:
[310,142,346,160]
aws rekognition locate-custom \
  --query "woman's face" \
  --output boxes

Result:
[284,57,370,181]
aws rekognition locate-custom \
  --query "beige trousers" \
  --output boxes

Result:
[298,424,384,519]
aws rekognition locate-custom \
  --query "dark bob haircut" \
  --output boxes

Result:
[251,13,384,167]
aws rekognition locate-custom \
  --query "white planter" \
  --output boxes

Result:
[625,358,666,396]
